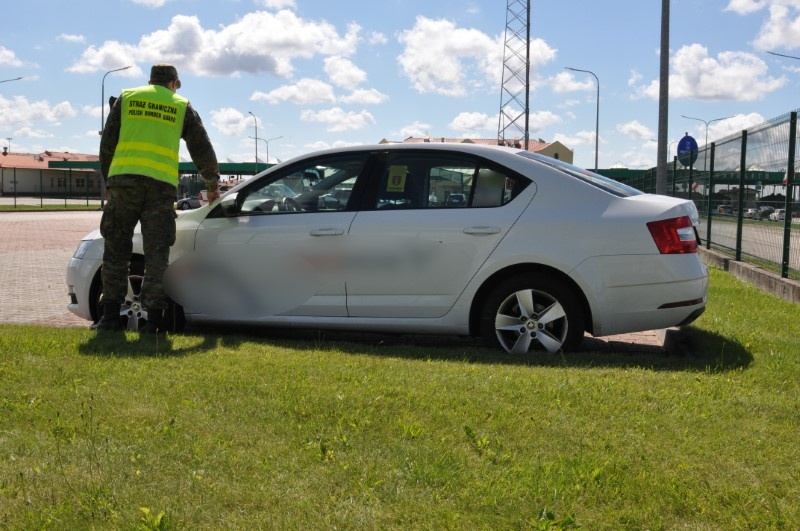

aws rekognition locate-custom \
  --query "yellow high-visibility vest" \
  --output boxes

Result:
[108,85,188,187]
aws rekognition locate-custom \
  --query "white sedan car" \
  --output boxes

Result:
[67,143,707,353]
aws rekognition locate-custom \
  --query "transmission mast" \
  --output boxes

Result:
[497,0,531,150]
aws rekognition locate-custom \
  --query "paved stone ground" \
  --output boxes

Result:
[0,210,667,354]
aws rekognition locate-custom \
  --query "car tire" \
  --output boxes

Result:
[179,202,190,210]
[93,257,186,333]
[480,273,584,354]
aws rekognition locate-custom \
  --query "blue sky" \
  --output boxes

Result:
[2,0,800,170]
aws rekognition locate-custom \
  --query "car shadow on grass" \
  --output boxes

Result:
[202,324,752,373]
[76,323,752,372]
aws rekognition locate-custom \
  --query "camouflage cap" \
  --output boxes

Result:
[149,64,181,89]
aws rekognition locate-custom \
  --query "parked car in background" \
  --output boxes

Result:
[770,208,786,221]
[743,208,759,219]
[198,185,231,206]
[176,195,201,210]
[445,193,466,207]
[717,204,733,215]
[758,206,775,219]
[67,143,707,354]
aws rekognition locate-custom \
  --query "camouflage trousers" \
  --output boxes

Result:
[100,174,177,310]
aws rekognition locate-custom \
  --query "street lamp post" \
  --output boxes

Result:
[265,136,283,165]
[100,66,132,135]
[248,111,258,174]
[249,135,283,165]
[565,67,599,171]
[681,114,732,170]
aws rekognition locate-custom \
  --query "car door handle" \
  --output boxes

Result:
[463,226,501,235]
[310,228,345,236]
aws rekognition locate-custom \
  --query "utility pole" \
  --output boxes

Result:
[656,0,670,195]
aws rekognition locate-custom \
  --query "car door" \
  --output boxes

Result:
[167,152,372,320]
[345,151,532,318]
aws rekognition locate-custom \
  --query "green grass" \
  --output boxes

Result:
[1,268,798,529]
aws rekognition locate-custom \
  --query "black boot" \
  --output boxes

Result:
[142,309,165,335]
[90,302,122,331]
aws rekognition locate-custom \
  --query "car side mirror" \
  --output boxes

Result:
[219,192,241,217]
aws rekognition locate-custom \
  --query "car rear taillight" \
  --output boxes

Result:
[647,216,698,254]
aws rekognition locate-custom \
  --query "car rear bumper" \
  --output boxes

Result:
[573,254,709,337]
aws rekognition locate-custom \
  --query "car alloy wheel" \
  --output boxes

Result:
[92,256,185,333]
[481,274,584,354]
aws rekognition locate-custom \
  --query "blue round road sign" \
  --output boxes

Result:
[677,135,699,167]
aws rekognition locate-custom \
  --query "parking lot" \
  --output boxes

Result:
[0,210,100,327]
[0,209,667,353]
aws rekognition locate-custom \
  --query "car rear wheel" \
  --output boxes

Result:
[179,202,191,210]
[480,273,584,354]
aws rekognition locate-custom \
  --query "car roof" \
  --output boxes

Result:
[274,142,530,168]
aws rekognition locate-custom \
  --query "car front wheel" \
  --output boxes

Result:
[480,273,584,354]
[93,257,185,333]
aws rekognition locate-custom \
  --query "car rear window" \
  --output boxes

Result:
[517,152,643,198]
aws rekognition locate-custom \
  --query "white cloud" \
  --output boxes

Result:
[392,121,432,139]
[556,99,581,109]
[0,46,24,67]
[554,130,597,147]
[396,15,556,97]
[449,111,495,131]
[368,32,388,45]
[617,120,654,140]
[706,113,765,140]
[0,96,76,130]
[752,2,800,50]
[627,70,643,87]
[397,16,502,96]
[57,34,85,44]
[633,44,786,101]
[257,0,297,8]
[725,0,768,15]
[529,111,563,132]
[305,139,362,151]
[67,12,360,78]
[210,107,252,136]
[82,104,100,119]
[324,56,367,89]
[300,107,375,132]
[252,78,336,105]
[339,88,388,105]
[131,0,167,7]
[551,71,595,93]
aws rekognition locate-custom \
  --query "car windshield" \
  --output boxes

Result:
[517,152,643,198]
[234,154,368,214]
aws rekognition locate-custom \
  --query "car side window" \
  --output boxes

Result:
[371,153,524,210]
[238,155,367,215]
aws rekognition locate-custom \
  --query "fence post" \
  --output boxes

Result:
[671,157,677,196]
[706,142,715,249]
[735,130,748,261]
[781,112,796,278]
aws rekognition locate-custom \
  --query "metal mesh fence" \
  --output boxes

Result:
[620,111,800,279]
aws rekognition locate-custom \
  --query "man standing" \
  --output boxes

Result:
[94,64,221,333]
